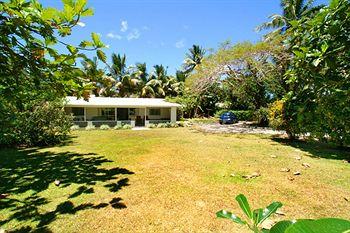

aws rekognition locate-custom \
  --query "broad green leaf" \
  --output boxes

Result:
[269,220,294,233]
[257,202,282,225]
[91,32,101,46]
[63,4,74,21]
[253,208,263,225]
[286,218,350,233]
[81,8,94,16]
[96,49,106,63]
[293,50,305,59]
[329,0,340,8]
[79,40,93,48]
[235,194,253,219]
[62,0,74,7]
[67,45,77,54]
[216,210,246,225]
[321,43,328,53]
[42,7,58,20]
[75,0,87,12]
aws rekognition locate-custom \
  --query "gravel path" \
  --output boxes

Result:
[193,121,286,135]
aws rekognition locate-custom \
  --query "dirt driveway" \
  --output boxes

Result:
[193,121,286,135]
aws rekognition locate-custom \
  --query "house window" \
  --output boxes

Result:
[71,107,84,121]
[149,108,161,116]
[98,108,115,120]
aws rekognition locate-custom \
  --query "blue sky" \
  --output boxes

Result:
[42,0,328,75]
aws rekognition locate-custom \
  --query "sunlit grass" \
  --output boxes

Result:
[0,128,349,232]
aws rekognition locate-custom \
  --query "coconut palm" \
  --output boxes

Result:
[256,0,324,33]
[81,57,114,97]
[183,44,206,73]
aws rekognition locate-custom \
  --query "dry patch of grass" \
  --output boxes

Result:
[0,128,349,232]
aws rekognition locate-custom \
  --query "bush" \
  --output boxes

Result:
[147,123,157,128]
[165,122,172,128]
[0,100,73,147]
[85,125,96,131]
[99,124,110,130]
[177,121,185,127]
[170,122,178,128]
[122,124,132,130]
[215,110,254,121]
[157,123,166,128]
[114,125,123,130]
[254,107,269,126]
[70,125,80,131]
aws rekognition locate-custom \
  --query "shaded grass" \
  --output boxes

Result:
[0,129,349,232]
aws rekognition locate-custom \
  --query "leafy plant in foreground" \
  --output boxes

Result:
[216,194,350,233]
[217,194,282,232]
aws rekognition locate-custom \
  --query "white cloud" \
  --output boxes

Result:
[77,21,86,27]
[127,29,140,40]
[175,39,185,48]
[106,32,122,40]
[105,44,110,48]
[142,26,150,31]
[121,20,128,32]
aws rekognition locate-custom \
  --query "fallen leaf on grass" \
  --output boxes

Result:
[280,168,290,172]
[242,172,261,179]
[302,163,311,168]
[293,171,301,175]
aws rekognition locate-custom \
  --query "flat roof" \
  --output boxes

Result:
[65,96,181,108]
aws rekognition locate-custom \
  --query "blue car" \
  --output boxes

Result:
[219,112,238,124]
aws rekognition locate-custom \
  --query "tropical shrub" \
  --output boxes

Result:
[70,125,80,131]
[122,124,132,130]
[283,0,350,145]
[157,123,167,128]
[147,123,157,128]
[0,101,73,147]
[85,125,96,131]
[100,124,110,130]
[170,122,178,128]
[114,125,123,130]
[217,194,350,233]
[254,107,269,127]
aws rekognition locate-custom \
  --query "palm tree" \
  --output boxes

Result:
[108,53,140,97]
[257,0,324,34]
[183,44,206,73]
[81,57,113,97]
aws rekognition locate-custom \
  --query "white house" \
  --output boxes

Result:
[65,96,181,127]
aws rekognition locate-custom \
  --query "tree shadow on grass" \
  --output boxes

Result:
[272,138,350,161]
[0,148,134,232]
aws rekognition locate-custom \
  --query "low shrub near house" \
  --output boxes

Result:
[85,125,96,131]
[114,125,123,130]
[100,124,110,130]
[122,124,132,130]
[0,100,73,147]
[147,123,157,128]
[70,125,80,131]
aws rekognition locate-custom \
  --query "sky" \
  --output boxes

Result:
[41,0,328,75]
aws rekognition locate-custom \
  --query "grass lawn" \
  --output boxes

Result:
[1,128,349,232]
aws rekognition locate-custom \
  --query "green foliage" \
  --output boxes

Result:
[254,107,269,126]
[216,194,282,232]
[99,124,110,130]
[0,101,73,147]
[147,123,157,128]
[284,0,350,145]
[0,0,105,146]
[113,125,123,130]
[217,194,350,233]
[122,124,132,130]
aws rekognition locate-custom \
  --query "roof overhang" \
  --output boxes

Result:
[65,96,181,108]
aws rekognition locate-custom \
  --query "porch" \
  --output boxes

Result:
[65,106,177,127]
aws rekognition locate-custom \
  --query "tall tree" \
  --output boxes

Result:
[257,0,324,34]
[183,45,206,73]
